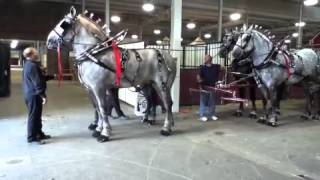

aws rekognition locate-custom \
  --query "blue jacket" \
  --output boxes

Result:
[22,60,46,98]
[199,64,220,86]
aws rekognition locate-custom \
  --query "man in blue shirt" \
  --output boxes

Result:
[197,54,220,121]
[22,47,51,144]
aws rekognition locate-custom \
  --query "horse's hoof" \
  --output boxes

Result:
[148,120,156,125]
[233,111,243,117]
[311,115,320,121]
[88,123,97,131]
[141,118,148,123]
[160,129,171,136]
[266,121,278,127]
[92,130,101,138]
[97,135,109,143]
[249,112,257,119]
[300,114,311,120]
[257,117,266,124]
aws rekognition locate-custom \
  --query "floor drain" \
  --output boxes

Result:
[6,159,23,165]
[297,174,315,180]
[214,131,225,136]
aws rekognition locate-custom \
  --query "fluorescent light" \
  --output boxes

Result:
[230,13,241,21]
[284,39,291,44]
[156,40,162,45]
[204,33,211,39]
[153,29,161,35]
[10,40,18,49]
[142,3,155,12]
[131,34,138,39]
[304,0,318,6]
[295,22,306,27]
[186,22,196,29]
[292,32,299,38]
[111,15,121,23]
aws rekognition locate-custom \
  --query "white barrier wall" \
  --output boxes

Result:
[118,41,145,106]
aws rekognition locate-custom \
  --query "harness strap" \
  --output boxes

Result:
[57,44,64,87]
[111,41,122,87]
[282,52,293,79]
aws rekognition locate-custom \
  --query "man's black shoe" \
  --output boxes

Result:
[38,133,51,140]
[28,138,46,145]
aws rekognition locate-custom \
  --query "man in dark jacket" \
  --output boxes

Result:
[197,54,220,122]
[22,47,51,144]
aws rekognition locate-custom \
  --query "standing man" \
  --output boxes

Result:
[197,54,220,122]
[22,47,51,144]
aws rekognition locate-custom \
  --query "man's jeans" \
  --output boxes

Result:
[199,91,216,117]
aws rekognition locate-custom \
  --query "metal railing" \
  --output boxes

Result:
[147,42,230,69]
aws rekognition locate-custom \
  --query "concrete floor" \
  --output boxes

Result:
[0,81,320,180]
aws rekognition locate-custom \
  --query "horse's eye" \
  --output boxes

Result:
[245,35,251,41]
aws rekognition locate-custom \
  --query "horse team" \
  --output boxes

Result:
[46,7,320,142]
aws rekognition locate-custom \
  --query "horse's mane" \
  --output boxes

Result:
[77,13,108,41]
[232,24,276,43]
[250,24,276,43]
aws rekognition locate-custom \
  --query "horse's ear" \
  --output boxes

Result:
[70,6,76,17]
[243,24,247,31]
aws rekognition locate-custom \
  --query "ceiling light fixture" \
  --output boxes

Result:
[111,15,121,23]
[131,34,138,39]
[186,22,196,29]
[10,40,18,49]
[154,29,161,35]
[292,32,299,38]
[142,3,155,12]
[230,13,241,21]
[295,21,306,27]
[304,0,318,6]
[284,39,291,44]
[204,33,211,39]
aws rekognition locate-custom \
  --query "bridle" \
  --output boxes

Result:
[52,15,77,46]
[234,32,252,50]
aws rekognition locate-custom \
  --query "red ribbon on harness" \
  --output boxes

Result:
[111,41,122,87]
[282,53,292,79]
[57,44,64,87]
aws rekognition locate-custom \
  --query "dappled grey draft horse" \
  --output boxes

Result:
[232,25,320,126]
[219,30,258,118]
[219,29,285,117]
[46,7,177,142]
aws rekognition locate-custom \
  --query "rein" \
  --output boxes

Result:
[57,43,63,86]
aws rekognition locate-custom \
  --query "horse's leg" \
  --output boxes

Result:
[301,85,312,120]
[88,90,99,131]
[235,86,244,117]
[249,81,257,119]
[141,87,155,125]
[315,91,320,120]
[149,86,158,124]
[275,83,285,115]
[257,85,269,124]
[152,83,173,136]
[267,87,279,127]
[92,88,112,142]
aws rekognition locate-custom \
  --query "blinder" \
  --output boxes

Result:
[53,15,77,45]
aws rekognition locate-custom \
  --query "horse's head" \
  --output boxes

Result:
[47,7,108,54]
[231,25,255,60]
[47,7,77,50]
[219,29,240,59]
